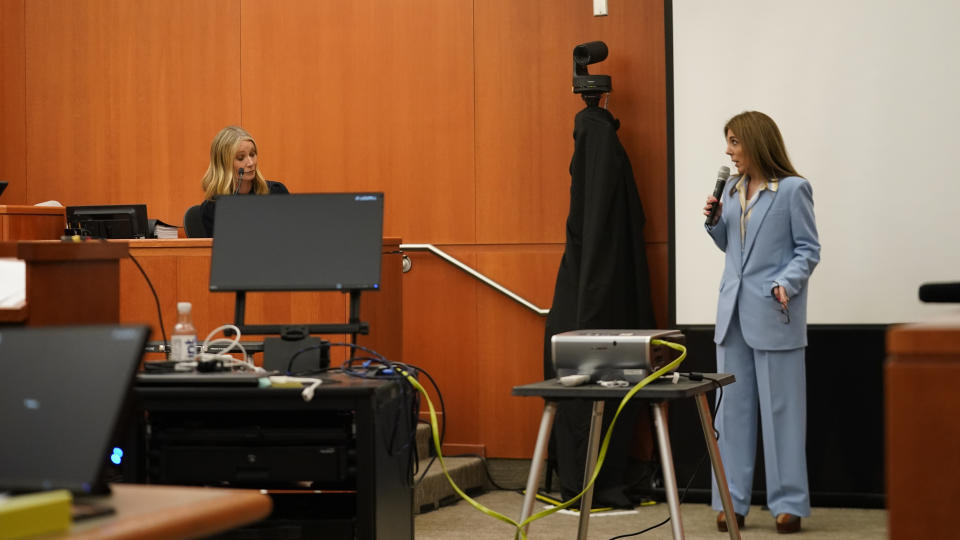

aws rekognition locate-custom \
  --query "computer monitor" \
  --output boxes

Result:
[65,204,149,239]
[209,192,384,340]
[0,325,149,495]
[209,193,384,292]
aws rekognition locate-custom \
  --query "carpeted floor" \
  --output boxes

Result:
[414,489,887,540]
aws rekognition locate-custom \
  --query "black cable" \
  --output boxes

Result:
[607,448,711,539]
[699,374,724,439]
[127,253,169,360]
[407,365,446,474]
[410,364,446,449]
[432,452,527,492]
[319,342,441,489]
[406,365,448,486]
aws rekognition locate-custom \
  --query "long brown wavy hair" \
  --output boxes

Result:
[724,111,801,180]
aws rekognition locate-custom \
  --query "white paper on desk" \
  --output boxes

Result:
[0,258,26,308]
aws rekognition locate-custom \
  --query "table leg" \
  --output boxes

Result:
[695,393,741,540]
[575,400,605,540]
[652,402,685,540]
[520,400,557,534]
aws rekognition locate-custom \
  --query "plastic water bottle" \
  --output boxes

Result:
[170,302,197,362]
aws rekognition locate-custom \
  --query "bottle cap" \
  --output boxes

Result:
[177,302,192,313]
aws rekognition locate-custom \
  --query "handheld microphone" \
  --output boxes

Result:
[705,166,731,226]
[234,168,244,195]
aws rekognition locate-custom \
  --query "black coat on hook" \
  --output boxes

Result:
[542,102,657,507]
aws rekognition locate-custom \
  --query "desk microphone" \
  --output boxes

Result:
[705,165,731,226]
[234,168,244,195]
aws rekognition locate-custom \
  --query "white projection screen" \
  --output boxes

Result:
[672,1,960,325]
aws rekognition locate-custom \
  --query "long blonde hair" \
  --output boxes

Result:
[724,111,800,180]
[201,126,268,200]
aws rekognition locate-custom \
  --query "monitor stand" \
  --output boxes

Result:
[229,290,368,373]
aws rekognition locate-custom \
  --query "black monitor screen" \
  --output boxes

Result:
[65,204,149,239]
[0,325,149,494]
[209,193,384,292]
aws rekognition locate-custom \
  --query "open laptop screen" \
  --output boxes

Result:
[0,325,149,494]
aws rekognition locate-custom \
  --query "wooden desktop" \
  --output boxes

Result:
[61,484,272,539]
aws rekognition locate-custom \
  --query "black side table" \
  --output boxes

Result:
[512,374,740,540]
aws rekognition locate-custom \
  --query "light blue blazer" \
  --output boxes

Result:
[706,175,820,350]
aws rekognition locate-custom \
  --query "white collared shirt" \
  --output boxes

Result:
[732,175,780,249]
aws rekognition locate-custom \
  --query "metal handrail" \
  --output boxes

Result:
[399,243,550,316]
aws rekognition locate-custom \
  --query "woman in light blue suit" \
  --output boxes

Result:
[703,111,820,534]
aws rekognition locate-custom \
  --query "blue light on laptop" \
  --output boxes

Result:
[110,447,124,465]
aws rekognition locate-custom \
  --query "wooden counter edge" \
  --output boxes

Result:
[0,205,66,216]
[0,241,128,261]
[887,321,960,357]
[69,485,272,540]
[120,236,401,250]
[0,301,27,323]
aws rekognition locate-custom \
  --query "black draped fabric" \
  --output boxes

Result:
[543,104,656,507]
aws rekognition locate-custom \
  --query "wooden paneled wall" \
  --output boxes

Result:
[0,0,667,458]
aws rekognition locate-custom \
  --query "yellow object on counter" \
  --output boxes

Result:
[0,489,72,540]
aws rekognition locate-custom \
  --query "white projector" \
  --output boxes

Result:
[551,329,684,382]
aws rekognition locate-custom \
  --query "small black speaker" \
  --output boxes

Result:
[263,336,330,373]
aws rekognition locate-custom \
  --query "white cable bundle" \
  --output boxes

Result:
[194,324,263,373]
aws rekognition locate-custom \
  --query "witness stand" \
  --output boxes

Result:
[513,374,739,540]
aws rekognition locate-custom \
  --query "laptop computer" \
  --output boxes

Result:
[0,325,149,495]
[0,181,7,198]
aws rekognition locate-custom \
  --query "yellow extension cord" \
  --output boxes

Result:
[399,338,687,540]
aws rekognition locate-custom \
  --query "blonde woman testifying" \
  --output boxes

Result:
[703,111,820,534]
[198,126,289,237]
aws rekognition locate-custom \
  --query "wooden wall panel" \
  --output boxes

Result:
[401,248,481,449]
[647,242,668,328]
[7,0,670,459]
[475,246,561,457]
[0,0,26,205]
[240,0,476,244]
[24,0,240,226]
[475,0,668,244]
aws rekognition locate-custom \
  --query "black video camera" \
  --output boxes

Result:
[573,41,611,94]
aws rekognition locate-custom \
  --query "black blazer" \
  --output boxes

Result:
[199,180,289,237]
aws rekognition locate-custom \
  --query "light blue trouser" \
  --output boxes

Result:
[711,310,811,517]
